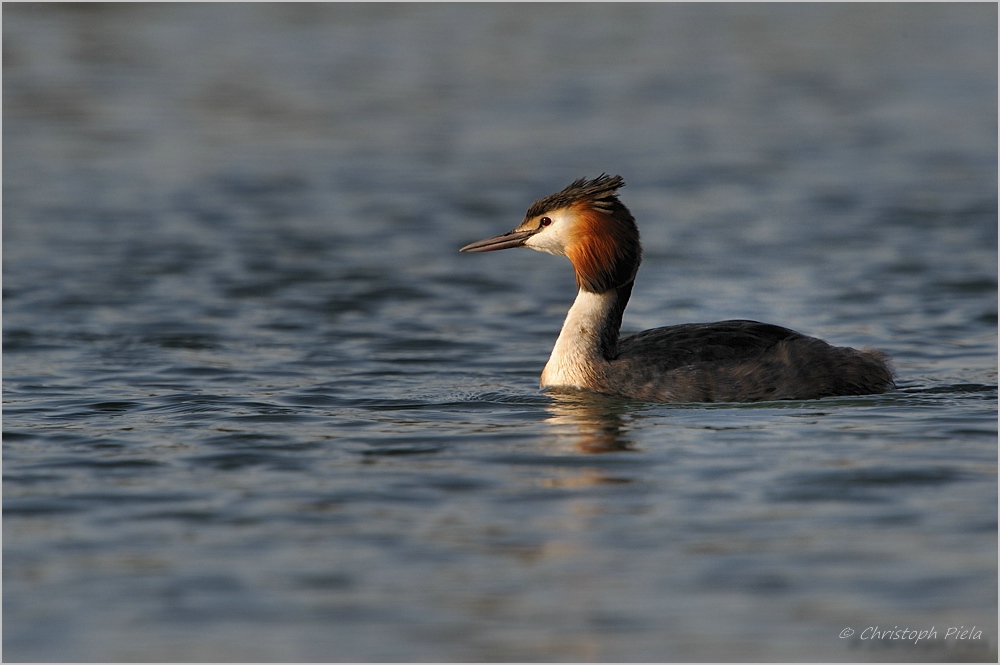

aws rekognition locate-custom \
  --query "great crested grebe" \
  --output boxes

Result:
[460,174,894,403]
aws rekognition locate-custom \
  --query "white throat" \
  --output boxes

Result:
[540,289,619,390]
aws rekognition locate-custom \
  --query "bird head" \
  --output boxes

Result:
[460,174,642,293]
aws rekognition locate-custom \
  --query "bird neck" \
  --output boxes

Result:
[540,282,633,390]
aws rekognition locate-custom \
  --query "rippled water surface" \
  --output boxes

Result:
[4,4,997,662]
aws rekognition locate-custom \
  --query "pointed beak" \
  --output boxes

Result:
[459,228,535,253]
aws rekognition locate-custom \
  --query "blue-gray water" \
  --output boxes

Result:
[3,4,997,662]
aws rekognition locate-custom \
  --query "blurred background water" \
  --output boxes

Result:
[3,3,997,662]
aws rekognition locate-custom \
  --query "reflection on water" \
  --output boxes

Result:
[543,392,638,455]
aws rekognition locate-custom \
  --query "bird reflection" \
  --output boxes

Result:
[542,390,638,454]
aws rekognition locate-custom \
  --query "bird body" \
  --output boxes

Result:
[461,175,894,403]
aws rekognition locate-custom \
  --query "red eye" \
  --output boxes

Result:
[539,217,552,227]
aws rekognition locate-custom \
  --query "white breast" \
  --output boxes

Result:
[540,289,615,389]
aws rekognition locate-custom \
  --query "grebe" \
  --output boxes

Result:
[460,174,894,403]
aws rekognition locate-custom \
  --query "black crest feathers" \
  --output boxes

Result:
[524,174,627,220]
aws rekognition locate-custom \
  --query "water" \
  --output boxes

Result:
[3,4,997,661]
